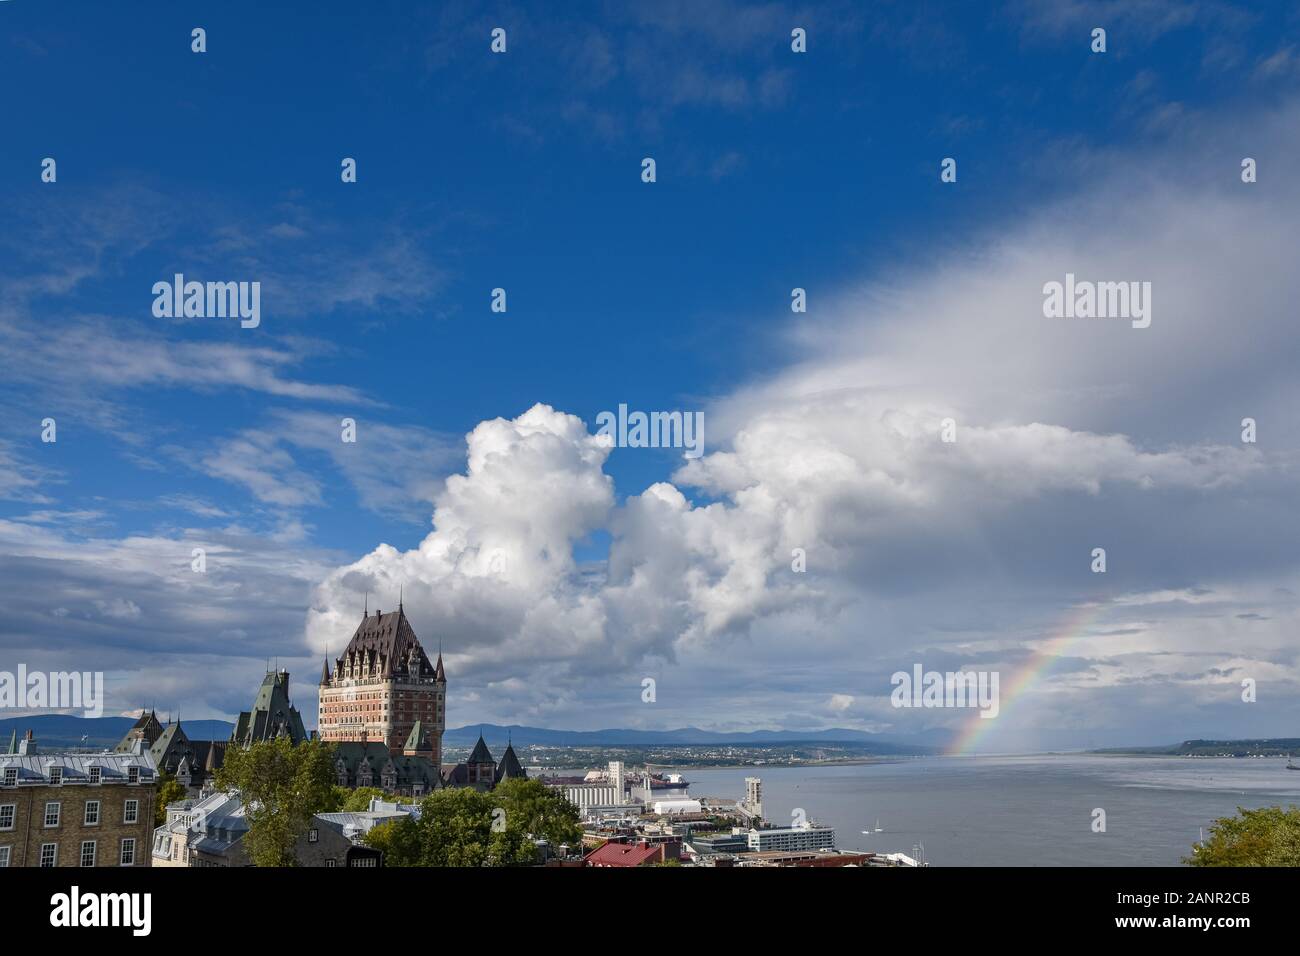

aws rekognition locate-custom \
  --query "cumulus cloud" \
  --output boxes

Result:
[306,99,1300,746]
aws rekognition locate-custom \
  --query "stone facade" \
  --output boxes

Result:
[0,735,157,868]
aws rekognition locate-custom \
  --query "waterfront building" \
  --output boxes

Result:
[740,776,764,820]
[746,823,836,853]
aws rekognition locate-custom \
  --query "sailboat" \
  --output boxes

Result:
[861,819,883,835]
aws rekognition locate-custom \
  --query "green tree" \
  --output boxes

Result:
[493,777,582,847]
[362,788,536,866]
[214,738,337,866]
[339,786,401,812]
[1185,805,1300,866]
[362,816,423,866]
[154,773,188,827]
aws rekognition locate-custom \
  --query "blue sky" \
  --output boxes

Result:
[2,1,1300,750]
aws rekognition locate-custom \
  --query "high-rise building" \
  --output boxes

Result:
[742,776,764,820]
[318,603,446,768]
[608,761,625,805]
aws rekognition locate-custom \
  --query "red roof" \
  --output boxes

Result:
[584,841,663,867]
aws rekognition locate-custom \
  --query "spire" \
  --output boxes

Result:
[320,656,331,685]
[364,591,368,616]
[399,583,403,611]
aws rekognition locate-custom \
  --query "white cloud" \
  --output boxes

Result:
[306,99,1300,744]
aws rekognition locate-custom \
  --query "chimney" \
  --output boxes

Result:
[18,729,34,755]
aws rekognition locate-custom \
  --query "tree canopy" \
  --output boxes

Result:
[214,738,337,866]
[363,786,541,866]
[154,772,188,827]
[1185,805,1300,866]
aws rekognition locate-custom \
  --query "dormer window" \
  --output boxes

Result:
[88,767,101,785]
[49,766,63,786]
[127,766,140,785]
[2,768,16,787]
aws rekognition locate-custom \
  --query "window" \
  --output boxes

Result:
[80,840,96,867]
[349,856,377,867]
[88,767,101,785]
[123,799,139,824]
[326,859,336,867]
[44,802,60,827]
[0,846,10,867]
[1,768,15,787]
[0,804,14,830]
[48,766,62,785]
[84,800,100,826]
[39,843,57,867]
[308,828,319,843]
[127,766,140,785]
[119,838,136,866]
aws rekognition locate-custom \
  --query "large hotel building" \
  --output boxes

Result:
[317,603,447,769]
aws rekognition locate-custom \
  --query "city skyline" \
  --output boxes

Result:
[2,1,1299,752]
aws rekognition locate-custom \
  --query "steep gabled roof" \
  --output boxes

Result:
[467,734,494,766]
[495,743,526,782]
[338,606,436,681]
[231,671,308,747]
[403,721,432,753]
[113,709,164,753]
[150,720,191,764]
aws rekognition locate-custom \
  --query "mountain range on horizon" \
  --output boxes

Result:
[5,715,1296,757]
[0,714,951,752]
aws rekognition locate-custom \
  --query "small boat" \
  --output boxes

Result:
[1286,754,1299,770]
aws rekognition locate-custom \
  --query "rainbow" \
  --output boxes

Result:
[947,602,1105,755]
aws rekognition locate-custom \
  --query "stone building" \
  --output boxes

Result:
[232,669,308,746]
[152,789,381,867]
[318,603,446,766]
[440,734,527,792]
[114,715,228,792]
[113,667,307,795]
[330,721,443,797]
[0,731,157,868]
